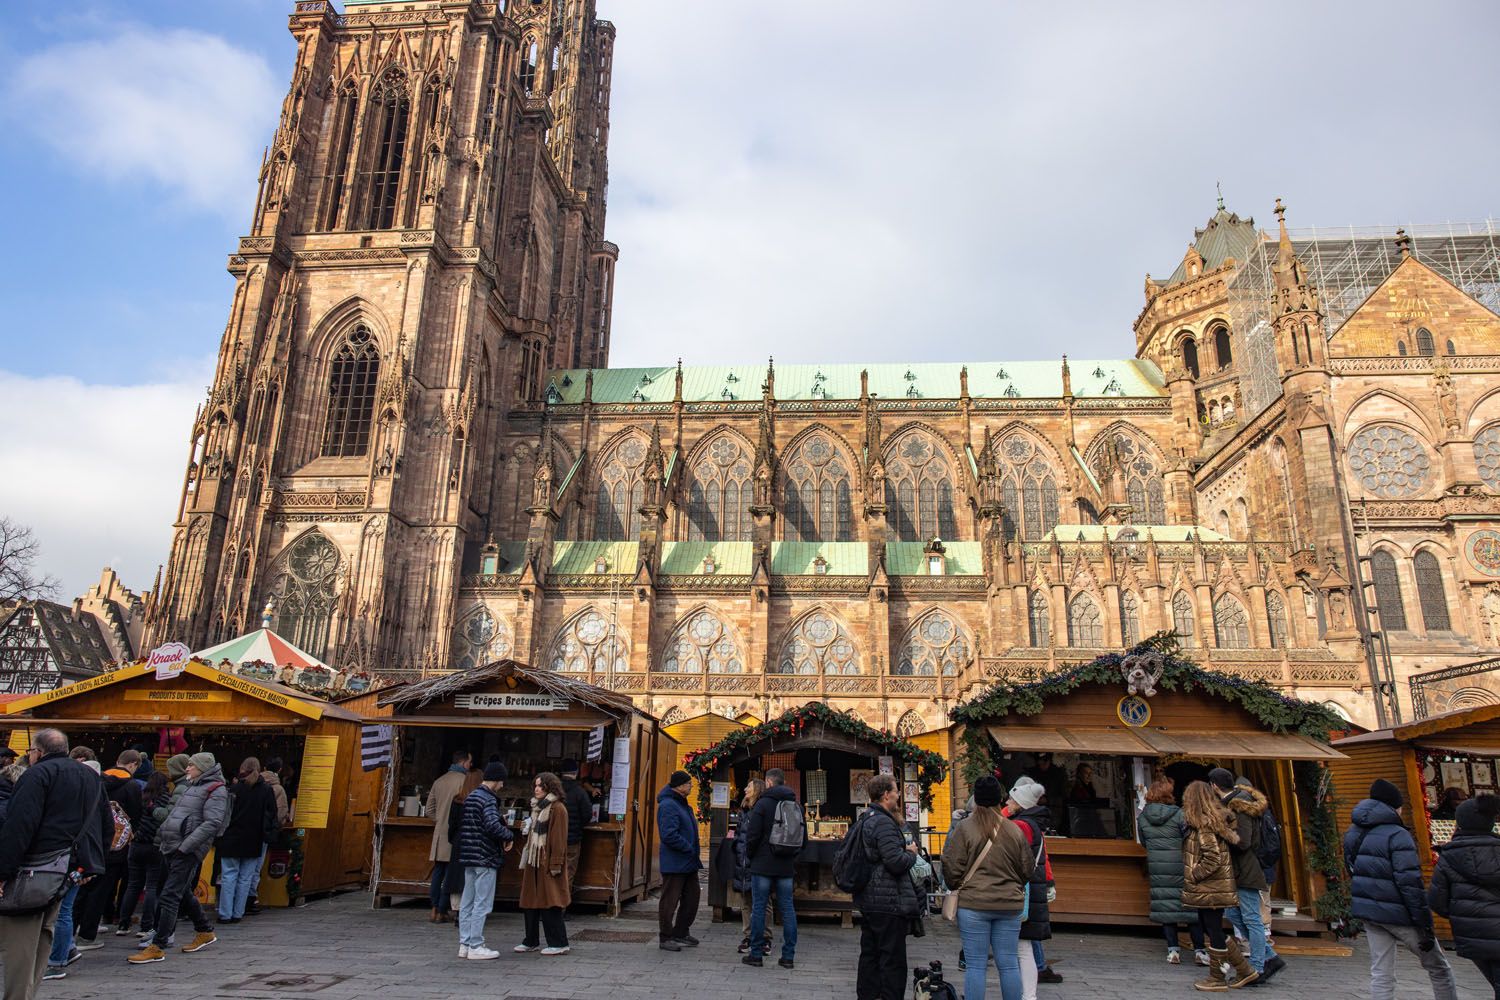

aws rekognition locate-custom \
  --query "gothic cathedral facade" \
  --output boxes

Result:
[152,0,1500,733]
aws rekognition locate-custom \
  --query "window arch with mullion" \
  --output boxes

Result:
[1370,549,1407,632]
[885,428,960,542]
[321,325,380,457]
[686,434,751,542]
[320,81,359,230]
[1414,550,1452,631]
[781,432,854,542]
[359,68,411,230]
[593,433,648,540]
[993,432,1060,541]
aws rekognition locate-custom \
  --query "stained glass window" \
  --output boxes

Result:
[594,434,647,540]
[661,610,744,673]
[267,532,340,660]
[885,430,959,542]
[773,611,859,674]
[1414,551,1451,631]
[547,608,628,673]
[894,610,970,675]
[687,435,751,541]
[1370,550,1407,631]
[451,607,513,670]
[995,433,1060,541]
[782,434,854,542]
[1349,426,1431,499]
[1473,425,1500,492]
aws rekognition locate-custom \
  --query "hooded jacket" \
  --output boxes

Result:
[157,762,229,859]
[102,766,144,860]
[656,784,701,875]
[1428,829,1500,960]
[743,782,804,878]
[1182,810,1239,910]
[261,770,290,828]
[1138,801,1196,925]
[218,774,277,859]
[1010,804,1053,941]
[1221,785,1269,891]
[857,802,922,916]
[1343,798,1432,930]
[0,753,111,883]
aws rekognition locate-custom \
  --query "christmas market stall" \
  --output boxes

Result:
[367,659,675,914]
[684,702,947,926]
[950,636,1349,933]
[3,658,378,904]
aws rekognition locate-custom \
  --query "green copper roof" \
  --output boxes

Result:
[769,542,868,576]
[660,542,754,575]
[1160,207,1261,286]
[551,541,638,574]
[886,542,983,575]
[544,360,1165,405]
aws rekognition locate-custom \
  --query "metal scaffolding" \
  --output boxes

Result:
[1231,220,1500,419]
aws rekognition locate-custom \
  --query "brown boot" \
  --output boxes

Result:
[1223,939,1258,989]
[1193,947,1229,991]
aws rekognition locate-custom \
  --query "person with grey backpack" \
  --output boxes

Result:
[741,768,805,969]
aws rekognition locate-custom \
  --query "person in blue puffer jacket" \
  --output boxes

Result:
[1343,778,1458,1000]
[453,762,514,961]
[655,771,701,952]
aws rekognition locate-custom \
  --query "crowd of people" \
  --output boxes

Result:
[0,728,287,999]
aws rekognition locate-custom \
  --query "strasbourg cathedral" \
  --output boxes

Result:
[150,0,1500,734]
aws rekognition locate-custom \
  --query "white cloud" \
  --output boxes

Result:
[11,28,279,214]
[0,365,210,600]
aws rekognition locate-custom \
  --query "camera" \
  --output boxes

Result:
[912,960,957,1000]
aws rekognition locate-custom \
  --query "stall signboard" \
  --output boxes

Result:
[711,782,731,808]
[148,642,192,681]
[297,734,339,829]
[608,735,631,816]
[454,692,568,712]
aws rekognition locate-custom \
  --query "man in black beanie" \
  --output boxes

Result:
[1209,769,1283,981]
[1344,778,1457,1000]
[1428,795,1500,993]
[558,759,592,893]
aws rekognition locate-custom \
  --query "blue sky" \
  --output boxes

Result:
[1,0,1497,599]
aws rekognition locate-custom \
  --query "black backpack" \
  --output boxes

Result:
[1256,808,1282,868]
[832,813,874,893]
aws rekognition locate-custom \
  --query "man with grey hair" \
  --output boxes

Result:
[0,729,109,1000]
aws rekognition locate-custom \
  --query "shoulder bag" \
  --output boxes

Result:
[941,833,995,923]
[0,787,101,915]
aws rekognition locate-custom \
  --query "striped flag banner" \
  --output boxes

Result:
[361,724,394,771]
[586,724,605,762]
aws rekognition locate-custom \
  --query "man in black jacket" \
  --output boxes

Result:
[216,758,278,924]
[0,729,109,1000]
[558,759,592,892]
[854,774,919,1000]
[741,768,805,970]
[73,751,145,949]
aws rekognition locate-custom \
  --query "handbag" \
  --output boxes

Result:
[941,834,994,923]
[0,790,101,915]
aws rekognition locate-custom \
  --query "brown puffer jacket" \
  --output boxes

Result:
[1182,815,1240,910]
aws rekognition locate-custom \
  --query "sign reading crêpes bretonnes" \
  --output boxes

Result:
[454,692,569,712]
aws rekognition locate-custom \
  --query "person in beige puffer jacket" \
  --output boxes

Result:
[1181,780,1256,991]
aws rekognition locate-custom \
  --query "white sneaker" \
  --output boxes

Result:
[74,940,106,952]
[513,944,539,953]
[458,945,469,959]
[467,946,500,961]
[540,946,570,956]
[1167,948,1181,964]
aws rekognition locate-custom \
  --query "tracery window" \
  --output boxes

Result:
[894,610,970,675]
[995,433,1060,541]
[1414,550,1451,631]
[885,430,959,542]
[1213,595,1250,649]
[267,532,340,660]
[1067,594,1103,647]
[594,434,646,540]
[782,433,854,543]
[1120,591,1141,646]
[1348,425,1431,499]
[321,326,380,457]
[1416,328,1435,357]
[1370,549,1407,631]
[547,608,628,673]
[361,68,410,230]
[1266,591,1288,649]
[895,710,925,739]
[321,81,358,230]
[773,611,859,674]
[520,38,539,93]
[1027,590,1050,647]
[1473,424,1500,492]
[1091,432,1167,525]
[1172,591,1196,647]
[687,435,751,542]
[661,610,744,673]
[451,607,513,670]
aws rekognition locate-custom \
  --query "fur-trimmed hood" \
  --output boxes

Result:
[1225,786,1268,819]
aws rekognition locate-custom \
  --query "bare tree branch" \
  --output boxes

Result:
[0,517,61,604]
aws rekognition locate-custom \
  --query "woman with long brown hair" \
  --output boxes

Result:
[735,779,769,954]
[1181,780,1257,990]
[516,771,571,955]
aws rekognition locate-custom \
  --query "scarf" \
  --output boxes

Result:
[521,793,558,870]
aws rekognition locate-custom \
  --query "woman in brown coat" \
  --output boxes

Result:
[516,771,571,955]
[1181,780,1256,991]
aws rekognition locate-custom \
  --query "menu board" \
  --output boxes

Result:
[607,736,631,817]
[297,735,339,829]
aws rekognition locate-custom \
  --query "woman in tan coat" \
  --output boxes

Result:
[1181,780,1256,991]
[515,771,571,955]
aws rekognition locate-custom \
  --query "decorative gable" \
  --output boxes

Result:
[1329,256,1500,358]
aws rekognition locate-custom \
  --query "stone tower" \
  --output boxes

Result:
[150,0,618,671]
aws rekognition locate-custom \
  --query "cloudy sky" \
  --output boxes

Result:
[1,0,1496,599]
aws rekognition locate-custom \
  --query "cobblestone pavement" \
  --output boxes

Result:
[34,891,1493,999]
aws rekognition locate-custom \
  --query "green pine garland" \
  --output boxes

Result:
[682,702,947,820]
[1298,759,1357,936]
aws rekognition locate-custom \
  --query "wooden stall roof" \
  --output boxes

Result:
[376,659,651,721]
[987,724,1344,761]
[4,661,361,724]
[1333,702,1500,752]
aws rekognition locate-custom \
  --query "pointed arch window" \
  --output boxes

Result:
[995,434,1060,541]
[520,38,539,93]
[1266,590,1288,649]
[451,606,512,670]
[1067,594,1103,647]
[547,608,628,673]
[885,430,959,542]
[1213,594,1250,649]
[1416,328,1435,357]
[782,433,854,542]
[773,611,859,674]
[894,610,970,675]
[661,610,744,673]
[594,434,647,540]
[1093,432,1167,525]
[1172,591,1196,647]
[1120,591,1141,646]
[360,68,410,230]
[1027,590,1050,647]
[321,326,380,457]
[1370,549,1407,631]
[687,435,751,542]
[1414,550,1451,631]
[266,532,340,660]
[321,81,359,230]
[895,710,925,739]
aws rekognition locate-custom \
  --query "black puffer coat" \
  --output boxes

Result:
[455,785,513,869]
[1011,805,1052,941]
[1222,786,1269,891]
[1343,799,1431,929]
[1138,802,1195,925]
[853,803,919,916]
[1428,831,1500,961]
[743,783,803,878]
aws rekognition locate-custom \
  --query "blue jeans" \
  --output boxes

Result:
[430,861,450,911]
[1225,887,1276,971]
[217,854,261,921]
[749,874,796,961]
[457,867,496,948]
[49,883,79,966]
[957,907,1023,1000]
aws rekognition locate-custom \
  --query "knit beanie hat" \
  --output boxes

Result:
[1455,794,1499,834]
[1369,778,1404,809]
[669,770,692,789]
[1207,768,1235,791]
[973,775,1003,808]
[188,751,217,773]
[166,753,191,781]
[1008,776,1045,811]
[482,761,508,782]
